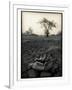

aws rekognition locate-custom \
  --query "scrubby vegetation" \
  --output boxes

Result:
[21,34,62,78]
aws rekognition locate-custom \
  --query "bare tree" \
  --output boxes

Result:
[39,18,56,37]
[28,27,33,34]
[25,27,33,35]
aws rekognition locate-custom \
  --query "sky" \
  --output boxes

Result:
[22,11,62,35]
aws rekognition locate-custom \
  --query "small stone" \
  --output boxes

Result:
[40,71,52,77]
[51,63,59,73]
[32,61,44,71]
[28,63,33,69]
[27,69,38,78]
[21,71,28,78]
[54,72,62,77]
[44,62,53,71]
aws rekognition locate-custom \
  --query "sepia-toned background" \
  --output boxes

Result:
[22,12,62,35]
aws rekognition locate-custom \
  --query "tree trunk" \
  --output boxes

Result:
[46,29,49,37]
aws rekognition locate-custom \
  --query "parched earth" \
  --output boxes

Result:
[21,35,62,78]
